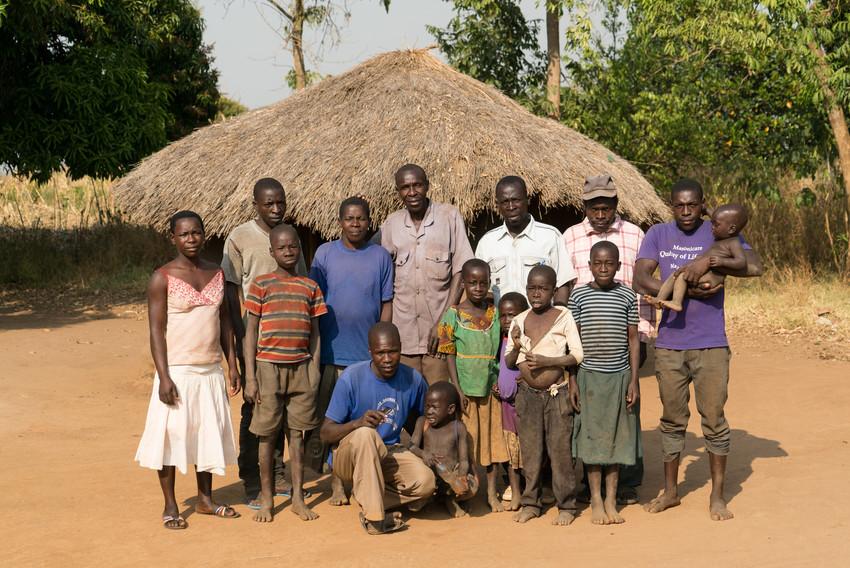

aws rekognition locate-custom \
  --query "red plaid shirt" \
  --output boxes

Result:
[563,217,655,339]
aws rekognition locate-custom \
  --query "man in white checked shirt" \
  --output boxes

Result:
[562,173,653,506]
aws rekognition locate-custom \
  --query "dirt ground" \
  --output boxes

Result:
[1,302,849,567]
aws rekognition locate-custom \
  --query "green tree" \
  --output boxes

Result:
[0,0,222,182]
[429,0,546,101]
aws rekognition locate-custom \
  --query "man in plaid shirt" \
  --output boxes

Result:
[562,174,653,506]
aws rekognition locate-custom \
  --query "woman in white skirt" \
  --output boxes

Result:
[135,211,241,529]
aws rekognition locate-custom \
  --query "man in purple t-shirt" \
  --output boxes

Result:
[634,178,762,521]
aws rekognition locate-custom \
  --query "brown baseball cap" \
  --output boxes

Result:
[583,174,617,200]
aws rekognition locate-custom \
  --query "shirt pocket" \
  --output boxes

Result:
[425,247,451,281]
[488,257,508,290]
[392,251,410,291]
[521,255,548,287]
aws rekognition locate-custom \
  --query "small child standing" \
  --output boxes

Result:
[568,241,641,525]
[243,224,327,523]
[506,265,583,526]
[438,259,508,513]
[645,204,748,311]
[410,382,478,517]
[492,292,529,512]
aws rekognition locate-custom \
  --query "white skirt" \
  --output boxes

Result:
[135,363,237,475]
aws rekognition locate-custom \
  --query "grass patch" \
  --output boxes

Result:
[0,224,172,291]
[725,269,850,360]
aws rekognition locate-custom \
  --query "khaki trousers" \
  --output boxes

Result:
[655,347,731,460]
[332,427,436,522]
[400,354,450,385]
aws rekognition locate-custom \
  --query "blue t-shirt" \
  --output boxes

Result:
[309,240,394,366]
[325,361,427,448]
[637,220,749,350]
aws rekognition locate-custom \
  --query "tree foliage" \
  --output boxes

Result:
[429,0,546,101]
[0,0,222,182]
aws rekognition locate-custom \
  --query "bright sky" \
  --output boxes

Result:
[197,1,564,109]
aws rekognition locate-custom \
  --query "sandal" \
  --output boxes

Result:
[162,515,188,530]
[358,512,406,535]
[198,504,240,518]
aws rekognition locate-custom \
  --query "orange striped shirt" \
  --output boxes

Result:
[244,273,327,364]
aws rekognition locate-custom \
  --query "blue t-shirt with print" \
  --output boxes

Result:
[325,360,427,451]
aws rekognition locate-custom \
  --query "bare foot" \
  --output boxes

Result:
[253,506,273,523]
[330,476,349,506]
[710,496,734,521]
[512,507,539,523]
[643,294,662,308]
[445,498,467,518]
[591,497,609,525]
[291,500,318,521]
[551,510,575,526]
[506,495,522,511]
[488,493,505,513]
[659,300,682,312]
[603,496,624,524]
[644,490,681,514]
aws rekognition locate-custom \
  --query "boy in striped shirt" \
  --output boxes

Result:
[568,241,641,526]
[244,224,328,523]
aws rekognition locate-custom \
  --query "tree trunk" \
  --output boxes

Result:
[546,5,560,120]
[291,0,307,90]
[809,41,850,269]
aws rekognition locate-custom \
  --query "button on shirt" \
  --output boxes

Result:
[380,202,474,355]
[562,216,655,340]
[475,216,577,300]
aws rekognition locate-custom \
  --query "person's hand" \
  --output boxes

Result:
[427,323,440,355]
[422,451,442,467]
[708,255,720,268]
[677,258,711,285]
[686,283,723,299]
[491,383,501,400]
[525,353,555,370]
[626,381,640,410]
[225,364,241,397]
[459,393,470,412]
[244,379,260,405]
[568,374,580,413]
[356,410,386,429]
[158,376,179,406]
[510,326,522,351]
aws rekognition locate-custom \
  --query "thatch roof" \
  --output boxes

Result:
[115,49,667,238]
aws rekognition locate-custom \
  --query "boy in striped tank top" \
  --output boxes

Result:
[568,241,641,526]
[243,224,328,523]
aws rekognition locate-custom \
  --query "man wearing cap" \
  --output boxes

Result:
[563,173,653,506]
[475,175,577,304]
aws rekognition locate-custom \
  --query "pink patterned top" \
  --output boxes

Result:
[162,269,224,365]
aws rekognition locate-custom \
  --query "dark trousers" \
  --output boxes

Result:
[516,383,576,513]
[238,400,287,500]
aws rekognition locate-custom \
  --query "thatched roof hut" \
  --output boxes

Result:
[115,49,666,241]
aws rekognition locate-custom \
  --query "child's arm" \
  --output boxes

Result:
[504,323,521,370]
[219,296,240,397]
[409,416,425,458]
[709,238,747,271]
[626,324,640,410]
[525,316,583,371]
[147,270,177,405]
[309,317,321,368]
[457,421,470,477]
[568,369,580,412]
[446,354,469,410]
[243,313,261,404]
